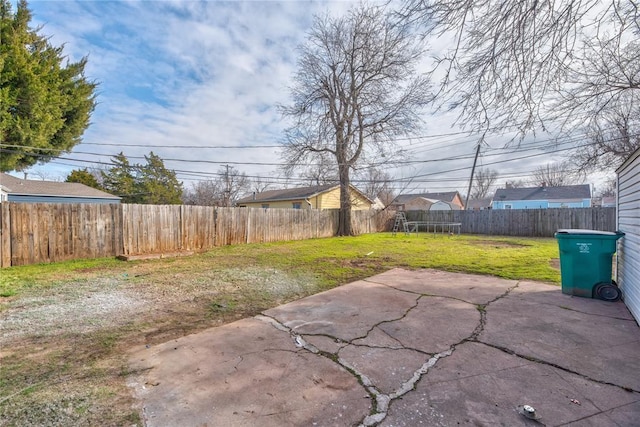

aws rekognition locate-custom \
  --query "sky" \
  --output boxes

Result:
[14,0,610,195]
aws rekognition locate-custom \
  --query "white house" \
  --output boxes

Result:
[617,148,640,324]
[403,197,459,211]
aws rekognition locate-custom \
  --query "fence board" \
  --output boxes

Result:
[0,203,10,267]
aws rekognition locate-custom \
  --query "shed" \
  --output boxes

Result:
[404,197,458,211]
[392,191,464,211]
[0,173,120,204]
[617,148,640,323]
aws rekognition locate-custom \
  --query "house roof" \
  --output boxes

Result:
[236,184,372,204]
[0,173,120,200]
[393,191,461,205]
[466,197,493,209]
[408,197,439,205]
[494,184,591,202]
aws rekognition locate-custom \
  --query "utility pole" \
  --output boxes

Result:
[224,164,231,207]
[464,136,485,210]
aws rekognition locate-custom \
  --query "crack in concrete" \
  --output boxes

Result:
[555,399,640,427]
[356,348,454,427]
[450,282,521,348]
[354,295,422,343]
[256,280,534,427]
[554,305,636,321]
[459,281,640,396]
[364,277,479,306]
[475,340,640,395]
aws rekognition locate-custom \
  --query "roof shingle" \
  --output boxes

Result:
[0,173,120,199]
[494,184,591,201]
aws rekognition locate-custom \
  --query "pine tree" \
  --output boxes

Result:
[137,152,183,204]
[0,0,97,171]
[65,168,102,189]
[101,153,140,203]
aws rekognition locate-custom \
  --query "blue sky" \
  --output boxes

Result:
[17,0,607,194]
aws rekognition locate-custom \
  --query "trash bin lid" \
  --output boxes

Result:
[556,229,619,235]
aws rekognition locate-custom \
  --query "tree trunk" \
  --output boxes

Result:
[337,163,352,236]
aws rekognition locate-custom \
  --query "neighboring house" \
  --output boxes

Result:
[236,184,373,210]
[0,173,120,204]
[466,197,493,211]
[404,197,459,211]
[492,184,591,209]
[392,191,464,211]
[616,147,640,323]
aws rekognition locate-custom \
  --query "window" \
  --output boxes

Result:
[504,204,512,209]
[261,204,269,209]
[292,202,301,209]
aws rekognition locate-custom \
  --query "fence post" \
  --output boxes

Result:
[0,203,10,267]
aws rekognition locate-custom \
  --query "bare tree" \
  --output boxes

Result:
[596,177,617,198]
[220,165,250,207]
[281,5,431,235]
[529,162,580,187]
[183,179,221,206]
[30,169,58,181]
[470,168,497,199]
[399,0,640,161]
[183,166,249,206]
[572,108,640,172]
[355,166,393,201]
[299,153,339,186]
[504,180,526,189]
[250,176,272,194]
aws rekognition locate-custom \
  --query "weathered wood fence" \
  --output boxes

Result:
[0,203,390,267]
[405,208,616,237]
[0,203,617,267]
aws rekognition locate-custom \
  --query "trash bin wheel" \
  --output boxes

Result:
[593,283,621,302]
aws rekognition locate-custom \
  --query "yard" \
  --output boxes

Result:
[0,233,560,426]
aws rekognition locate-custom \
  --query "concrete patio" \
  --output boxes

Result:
[128,268,640,426]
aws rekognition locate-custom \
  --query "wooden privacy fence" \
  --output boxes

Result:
[405,207,616,237]
[0,203,390,267]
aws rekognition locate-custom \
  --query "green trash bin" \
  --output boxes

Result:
[555,229,625,301]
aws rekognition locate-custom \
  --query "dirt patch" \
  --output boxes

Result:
[549,258,560,270]
[0,266,321,426]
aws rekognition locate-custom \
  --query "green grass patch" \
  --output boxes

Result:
[1,234,560,298]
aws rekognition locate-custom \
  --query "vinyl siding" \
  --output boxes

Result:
[493,199,590,209]
[318,188,371,210]
[617,149,640,323]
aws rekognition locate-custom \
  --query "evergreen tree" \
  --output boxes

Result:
[0,0,97,172]
[65,168,102,189]
[137,152,183,204]
[101,152,140,203]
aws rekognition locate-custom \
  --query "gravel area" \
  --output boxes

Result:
[0,267,317,346]
[0,277,148,344]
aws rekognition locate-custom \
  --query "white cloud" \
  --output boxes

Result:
[22,0,603,192]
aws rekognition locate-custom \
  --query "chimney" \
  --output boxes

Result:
[541,182,546,188]
[23,172,28,180]
[252,191,256,201]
